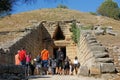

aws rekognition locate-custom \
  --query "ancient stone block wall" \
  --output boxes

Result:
[42,21,77,60]
[0,22,53,64]
[0,65,26,80]
[0,20,76,64]
[77,30,115,76]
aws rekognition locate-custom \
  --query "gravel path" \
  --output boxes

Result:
[28,75,105,80]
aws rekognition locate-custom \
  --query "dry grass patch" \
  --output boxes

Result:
[0,8,120,44]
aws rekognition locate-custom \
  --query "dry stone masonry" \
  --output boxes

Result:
[0,20,119,79]
[78,30,116,76]
[0,65,26,80]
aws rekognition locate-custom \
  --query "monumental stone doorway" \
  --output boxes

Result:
[53,24,65,40]
[53,46,66,60]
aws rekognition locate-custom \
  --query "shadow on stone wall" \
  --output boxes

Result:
[0,21,54,64]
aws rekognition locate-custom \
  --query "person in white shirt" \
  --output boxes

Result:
[73,56,80,75]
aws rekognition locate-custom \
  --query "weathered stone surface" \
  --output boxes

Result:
[90,46,106,52]
[79,66,89,76]
[8,76,21,80]
[90,64,101,75]
[94,30,104,35]
[0,65,26,80]
[0,65,9,73]
[86,37,96,41]
[89,43,101,46]
[93,52,109,58]
[100,63,115,73]
[95,58,114,63]
[88,40,97,44]
[8,65,25,74]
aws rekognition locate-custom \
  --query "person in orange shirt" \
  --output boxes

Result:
[15,50,20,65]
[41,48,49,75]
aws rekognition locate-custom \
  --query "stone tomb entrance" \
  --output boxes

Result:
[0,21,77,64]
[53,46,66,59]
[42,21,77,60]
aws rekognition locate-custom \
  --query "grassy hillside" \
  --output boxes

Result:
[0,8,120,45]
[0,8,120,32]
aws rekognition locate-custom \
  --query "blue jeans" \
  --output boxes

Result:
[42,60,48,68]
[20,60,26,65]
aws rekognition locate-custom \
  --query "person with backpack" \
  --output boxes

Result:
[41,48,50,75]
[69,59,74,75]
[56,47,64,75]
[34,54,41,75]
[47,58,52,75]
[73,56,80,75]
[51,57,57,75]
[63,56,70,75]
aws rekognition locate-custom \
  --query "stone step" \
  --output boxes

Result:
[95,58,114,63]
[90,46,106,52]
[93,52,109,58]
[100,63,115,73]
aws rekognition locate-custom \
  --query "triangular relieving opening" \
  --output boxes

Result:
[53,24,65,40]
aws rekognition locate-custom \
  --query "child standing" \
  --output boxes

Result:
[26,52,31,76]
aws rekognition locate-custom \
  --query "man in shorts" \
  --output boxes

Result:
[56,48,64,75]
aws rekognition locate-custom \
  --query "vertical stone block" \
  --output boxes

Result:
[100,63,115,73]
[90,64,101,75]
[79,66,89,76]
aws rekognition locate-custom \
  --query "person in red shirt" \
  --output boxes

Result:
[19,48,26,65]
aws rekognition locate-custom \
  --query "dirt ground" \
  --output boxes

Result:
[28,75,105,80]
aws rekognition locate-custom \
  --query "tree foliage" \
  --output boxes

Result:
[0,0,64,16]
[57,4,68,9]
[89,12,97,15]
[97,0,120,20]
[0,0,15,16]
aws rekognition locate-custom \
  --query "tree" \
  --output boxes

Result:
[97,0,120,20]
[57,4,68,9]
[0,0,64,17]
[0,0,33,16]
[0,0,15,16]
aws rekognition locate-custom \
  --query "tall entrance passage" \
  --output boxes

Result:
[52,24,65,40]
[53,46,66,59]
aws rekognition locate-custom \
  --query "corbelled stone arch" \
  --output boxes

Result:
[52,23,65,40]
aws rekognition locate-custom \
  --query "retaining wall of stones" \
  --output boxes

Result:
[0,22,53,64]
[0,65,26,80]
[77,30,116,76]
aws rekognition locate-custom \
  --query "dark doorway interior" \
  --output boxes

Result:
[53,46,66,60]
[52,25,65,40]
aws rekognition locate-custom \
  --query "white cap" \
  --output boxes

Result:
[34,58,37,61]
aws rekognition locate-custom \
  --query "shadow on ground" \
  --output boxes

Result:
[28,75,51,79]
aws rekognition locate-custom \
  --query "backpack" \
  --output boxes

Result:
[65,60,69,66]
[36,55,41,63]
[77,62,80,68]
[59,52,64,60]
[51,59,57,68]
